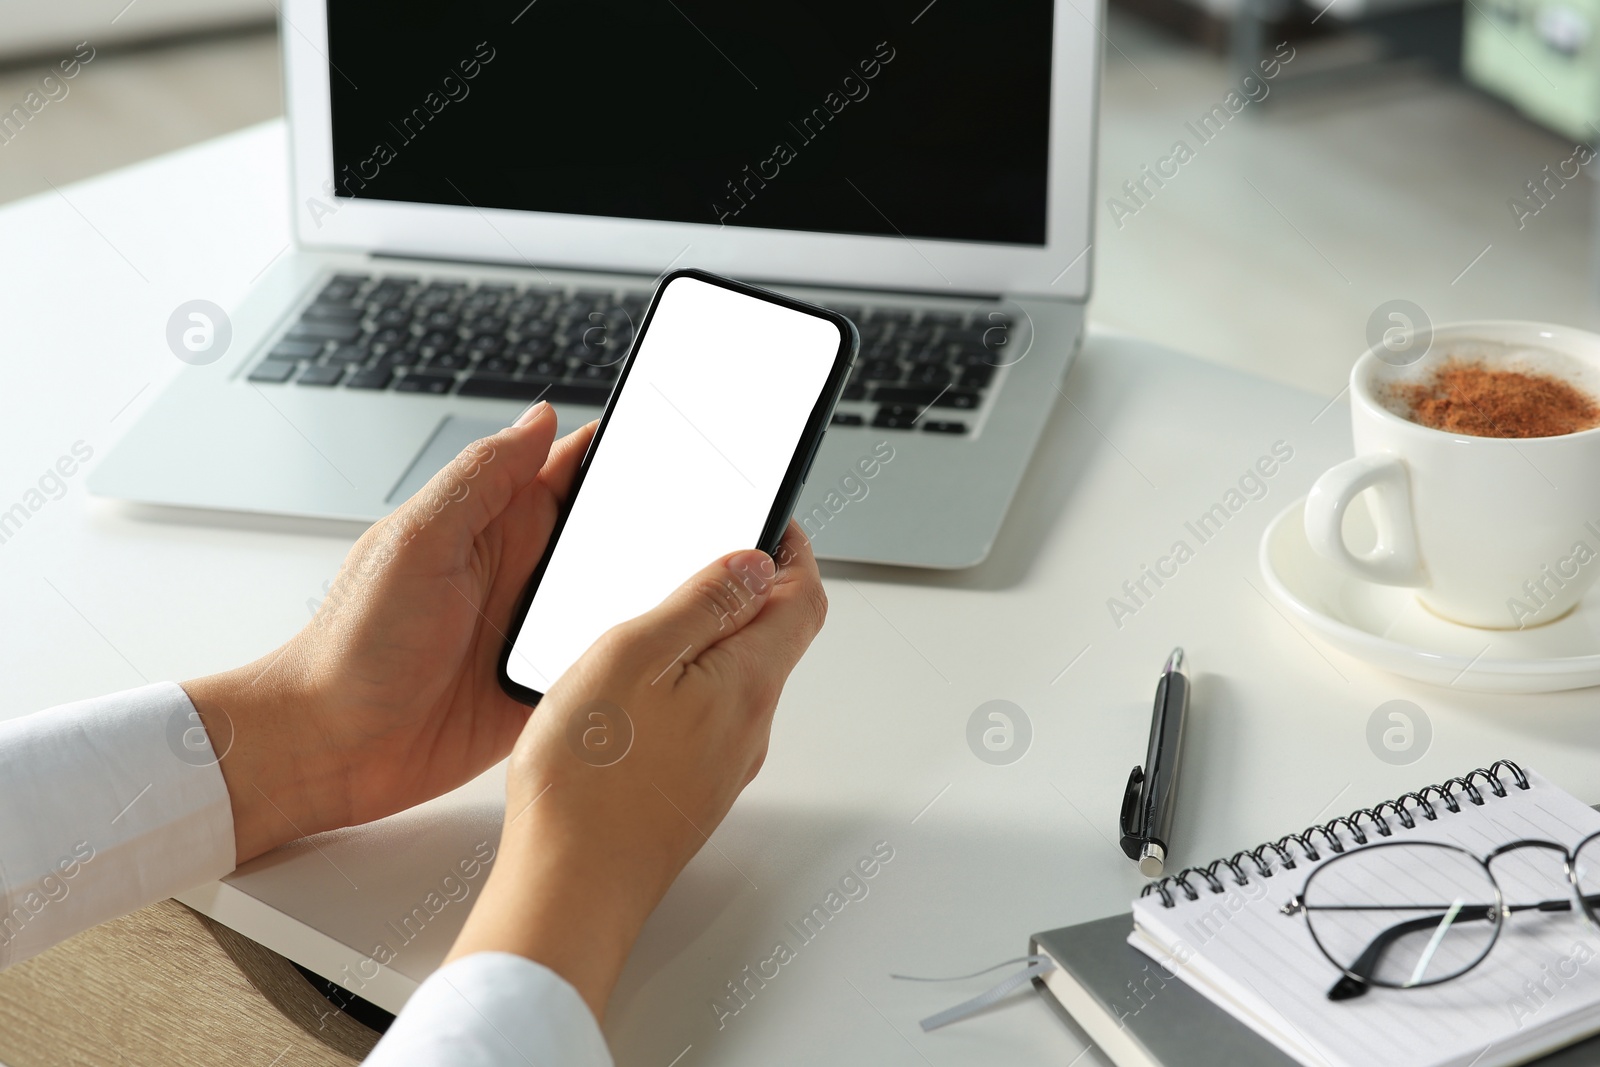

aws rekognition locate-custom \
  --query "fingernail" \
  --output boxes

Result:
[729,549,776,592]
[515,400,549,427]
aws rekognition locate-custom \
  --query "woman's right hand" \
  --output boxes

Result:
[445,521,828,1021]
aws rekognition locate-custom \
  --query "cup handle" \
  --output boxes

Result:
[1304,454,1425,587]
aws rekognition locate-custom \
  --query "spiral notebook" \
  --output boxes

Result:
[1120,762,1600,1067]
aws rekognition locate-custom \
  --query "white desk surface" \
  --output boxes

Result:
[7,121,1600,1066]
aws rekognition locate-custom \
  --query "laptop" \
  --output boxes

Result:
[90,0,1100,569]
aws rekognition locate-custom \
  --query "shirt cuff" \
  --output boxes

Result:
[364,952,613,1067]
[0,681,236,969]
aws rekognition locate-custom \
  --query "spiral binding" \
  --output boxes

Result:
[1139,759,1529,908]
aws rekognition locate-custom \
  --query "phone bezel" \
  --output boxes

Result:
[496,267,859,707]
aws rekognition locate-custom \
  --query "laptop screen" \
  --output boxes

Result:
[326,0,1054,247]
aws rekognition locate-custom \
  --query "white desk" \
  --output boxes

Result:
[6,121,1600,1066]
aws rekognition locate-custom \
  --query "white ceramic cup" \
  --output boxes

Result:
[1305,321,1600,630]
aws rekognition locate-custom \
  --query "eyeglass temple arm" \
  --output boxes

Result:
[1326,892,1600,1001]
[1327,908,1494,1001]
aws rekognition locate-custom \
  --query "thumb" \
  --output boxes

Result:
[393,401,559,544]
[621,548,779,687]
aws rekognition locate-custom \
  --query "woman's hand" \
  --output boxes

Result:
[445,522,828,1022]
[183,402,597,863]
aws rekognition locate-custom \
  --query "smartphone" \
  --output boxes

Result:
[498,269,858,705]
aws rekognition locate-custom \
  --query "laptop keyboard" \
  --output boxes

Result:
[247,272,1009,435]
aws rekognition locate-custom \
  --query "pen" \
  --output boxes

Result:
[1118,648,1189,878]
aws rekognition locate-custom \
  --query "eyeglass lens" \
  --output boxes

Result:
[1304,843,1499,989]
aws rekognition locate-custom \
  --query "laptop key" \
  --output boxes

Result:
[959,364,995,388]
[842,383,867,401]
[908,364,952,387]
[871,403,920,430]
[477,356,517,374]
[318,281,360,303]
[830,412,865,426]
[269,340,323,361]
[563,339,603,364]
[287,321,363,343]
[395,372,456,394]
[524,356,564,378]
[374,346,420,370]
[459,375,551,401]
[923,420,968,434]
[427,351,472,371]
[576,363,620,381]
[345,367,395,390]
[366,286,409,307]
[302,302,364,322]
[871,386,980,409]
[327,343,369,364]
[545,382,612,406]
[868,307,914,324]
[374,307,411,328]
[296,364,346,387]
[862,359,901,381]
[247,360,297,383]
[953,345,1001,368]
[423,327,460,349]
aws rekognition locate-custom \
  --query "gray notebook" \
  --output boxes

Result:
[1031,774,1600,1067]
[1032,914,1600,1067]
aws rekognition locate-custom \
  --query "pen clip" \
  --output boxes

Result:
[1119,765,1145,853]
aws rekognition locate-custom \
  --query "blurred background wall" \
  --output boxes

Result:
[2,0,1595,394]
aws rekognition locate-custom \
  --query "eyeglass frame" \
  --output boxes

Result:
[1280,830,1600,1000]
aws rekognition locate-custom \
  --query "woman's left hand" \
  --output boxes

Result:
[183,402,594,863]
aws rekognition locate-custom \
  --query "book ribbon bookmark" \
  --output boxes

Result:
[890,954,1057,1031]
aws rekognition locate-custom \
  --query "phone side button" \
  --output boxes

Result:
[800,431,825,485]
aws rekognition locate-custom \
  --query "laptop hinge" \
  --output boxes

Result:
[366,250,1010,303]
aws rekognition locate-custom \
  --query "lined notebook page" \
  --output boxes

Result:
[1130,770,1600,1067]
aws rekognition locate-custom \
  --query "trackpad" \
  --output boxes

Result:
[385,416,510,505]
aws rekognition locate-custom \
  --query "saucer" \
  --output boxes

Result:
[1259,497,1600,692]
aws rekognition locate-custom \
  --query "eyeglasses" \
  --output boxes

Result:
[1280,832,1600,1000]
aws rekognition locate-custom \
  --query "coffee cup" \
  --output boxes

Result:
[1305,321,1600,630]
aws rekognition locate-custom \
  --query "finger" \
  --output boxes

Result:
[395,402,560,542]
[481,418,597,584]
[617,548,781,687]
[535,417,599,502]
[702,522,827,683]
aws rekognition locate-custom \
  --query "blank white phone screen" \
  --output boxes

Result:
[506,276,841,694]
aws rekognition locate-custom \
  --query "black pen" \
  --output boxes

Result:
[1119,648,1190,878]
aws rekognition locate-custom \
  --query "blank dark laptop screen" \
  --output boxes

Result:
[325,0,1054,246]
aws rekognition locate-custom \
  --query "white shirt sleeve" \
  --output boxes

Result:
[364,952,613,1067]
[0,681,236,970]
[0,683,614,1067]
